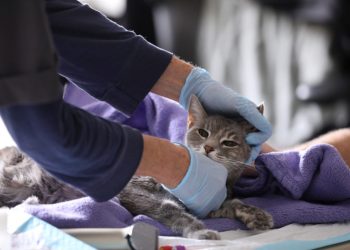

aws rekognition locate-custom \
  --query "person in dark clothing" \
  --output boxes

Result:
[0,0,271,218]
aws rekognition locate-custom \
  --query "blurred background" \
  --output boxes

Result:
[78,0,350,148]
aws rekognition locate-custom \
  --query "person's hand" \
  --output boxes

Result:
[261,143,277,153]
[164,144,228,218]
[180,67,272,163]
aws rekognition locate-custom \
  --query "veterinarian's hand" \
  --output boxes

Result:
[164,145,228,218]
[261,143,277,153]
[180,67,272,163]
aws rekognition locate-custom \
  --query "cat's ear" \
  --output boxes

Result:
[188,95,207,128]
[257,102,264,115]
[241,103,265,132]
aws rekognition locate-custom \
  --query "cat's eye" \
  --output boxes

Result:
[222,140,238,147]
[197,128,209,138]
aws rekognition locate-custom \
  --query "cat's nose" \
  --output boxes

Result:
[204,145,214,154]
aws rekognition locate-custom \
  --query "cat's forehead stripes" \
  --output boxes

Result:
[203,117,244,140]
[223,131,240,140]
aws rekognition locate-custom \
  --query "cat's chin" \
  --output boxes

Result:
[194,149,219,162]
[207,155,217,161]
[201,151,214,160]
[206,154,227,167]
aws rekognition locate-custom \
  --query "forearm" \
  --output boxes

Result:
[138,57,193,186]
[137,134,190,188]
[262,129,350,166]
[290,128,350,166]
[151,56,193,102]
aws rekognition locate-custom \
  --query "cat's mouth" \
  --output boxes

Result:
[203,152,223,164]
[197,148,213,158]
[195,148,227,166]
[206,152,216,159]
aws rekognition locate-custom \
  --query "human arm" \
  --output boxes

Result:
[30,0,263,216]
[46,0,172,115]
[46,0,271,160]
[46,0,270,209]
[137,134,190,188]
[1,0,263,218]
[151,58,272,165]
[47,1,272,159]
[46,0,191,186]
[261,143,277,153]
[43,0,226,217]
[287,129,350,166]
[261,129,350,167]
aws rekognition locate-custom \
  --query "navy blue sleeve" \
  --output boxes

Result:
[46,0,173,115]
[0,0,173,202]
[0,100,144,202]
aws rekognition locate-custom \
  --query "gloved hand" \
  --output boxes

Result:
[179,67,272,163]
[164,144,228,218]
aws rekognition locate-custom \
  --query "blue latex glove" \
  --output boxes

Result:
[165,144,228,218]
[180,67,272,163]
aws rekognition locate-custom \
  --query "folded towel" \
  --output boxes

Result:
[21,196,248,235]
[21,85,350,235]
[236,144,350,228]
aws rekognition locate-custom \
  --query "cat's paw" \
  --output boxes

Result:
[232,199,274,230]
[244,210,274,230]
[187,229,221,240]
[22,196,40,205]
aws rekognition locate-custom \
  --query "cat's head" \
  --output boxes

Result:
[185,95,263,173]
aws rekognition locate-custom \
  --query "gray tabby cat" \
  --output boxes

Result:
[0,95,273,240]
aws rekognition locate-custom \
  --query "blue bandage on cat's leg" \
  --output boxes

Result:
[180,67,272,163]
[164,145,227,218]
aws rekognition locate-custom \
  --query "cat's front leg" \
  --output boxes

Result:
[208,199,273,230]
[157,200,221,240]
